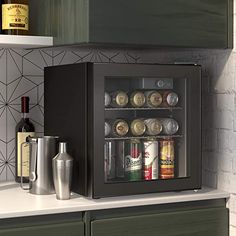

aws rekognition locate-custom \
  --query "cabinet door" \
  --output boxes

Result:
[31,0,233,48]
[0,221,84,236]
[90,0,232,48]
[91,207,228,236]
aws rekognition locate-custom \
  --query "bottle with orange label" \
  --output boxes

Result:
[2,0,29,35]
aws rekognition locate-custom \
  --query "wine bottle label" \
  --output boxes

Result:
[17,132,35,177]
[2,4,29,30]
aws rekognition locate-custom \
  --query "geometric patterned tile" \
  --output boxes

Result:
[53,50,76,65]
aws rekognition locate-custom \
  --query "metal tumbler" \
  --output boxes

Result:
[52,142,73,200]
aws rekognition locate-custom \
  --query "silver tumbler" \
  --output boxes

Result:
[52,142,73,200]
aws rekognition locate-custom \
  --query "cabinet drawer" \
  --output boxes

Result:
[0,221,84,236]
[91,207,228,236]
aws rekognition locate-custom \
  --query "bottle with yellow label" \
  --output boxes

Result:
[2,0,29,35]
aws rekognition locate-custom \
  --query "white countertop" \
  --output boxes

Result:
[0,182,229,219]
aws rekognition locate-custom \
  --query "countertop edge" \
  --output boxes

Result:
[0,184,230,219]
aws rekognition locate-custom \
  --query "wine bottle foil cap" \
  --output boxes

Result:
[21,96,30,113]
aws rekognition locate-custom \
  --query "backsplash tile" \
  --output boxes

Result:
[0,49,51,181]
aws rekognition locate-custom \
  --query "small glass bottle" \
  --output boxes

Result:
[2,0,29,35]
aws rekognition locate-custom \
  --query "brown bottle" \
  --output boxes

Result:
[2,0,29,35]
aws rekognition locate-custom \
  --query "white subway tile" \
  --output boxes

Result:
[217,153,233,173]
[229,194,236,213]
[214,110,233,130]
[217,94,235,111]
[207,153,218,172]
[230,174,236,194]
[230,226,236,236]
[218,172,231,192]
[202,170,217,188]
[233,158,236,174]
[212,52,235,93]
[202,93,217,113]
[203,129,218,151]
[218,130,236,153]
[231,213,236,227]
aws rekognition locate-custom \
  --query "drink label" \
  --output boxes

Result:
[125,153,142,171]
[2,4,29,30]
[143,141,158,180]
[17,132,35,177]
[160,140,175,178]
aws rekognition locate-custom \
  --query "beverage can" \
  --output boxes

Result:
[104,141,116,181]
[130,119,146,136]
[105,122,111,137]
[113,119,129,137]
[145,91,162,108]
[144,119,162,136]
[111,91,129,107]
[162,91,179,107]
[159,139,175,179]
[104,92,111,107]
[161,118,179,135]
[130,91,146,107]
[125,139,142,181]
[143,139,159,180]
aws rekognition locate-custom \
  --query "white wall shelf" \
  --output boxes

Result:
[0,34,53,48]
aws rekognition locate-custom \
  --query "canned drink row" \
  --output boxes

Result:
[104,138,175,182]
[105,90,179,108]
[105,118,179,137]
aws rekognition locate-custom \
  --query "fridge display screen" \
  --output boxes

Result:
[104,76,188,183]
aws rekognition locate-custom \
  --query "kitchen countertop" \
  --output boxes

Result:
[0,182,229,219]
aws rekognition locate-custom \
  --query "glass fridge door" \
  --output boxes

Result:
[104,76,188,183]
[92,63,201,198]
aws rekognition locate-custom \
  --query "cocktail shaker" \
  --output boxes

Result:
[52,142,73,200]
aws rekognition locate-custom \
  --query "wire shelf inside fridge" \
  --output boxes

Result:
[105,134,183,141]
[105,107,183,111]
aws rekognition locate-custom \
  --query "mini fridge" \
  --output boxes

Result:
[44,62,201,198]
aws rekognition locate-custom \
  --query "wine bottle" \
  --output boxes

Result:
[15,96,35,183]
[2,0,29,35]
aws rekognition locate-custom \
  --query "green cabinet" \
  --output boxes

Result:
[0,213,84,236]
[91,208,228,236]
[90,200,229,236]
[30,0,233,48]
[0,200,229,236]
[0,221,84,236]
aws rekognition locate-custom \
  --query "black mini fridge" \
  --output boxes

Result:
[44,62,201,198]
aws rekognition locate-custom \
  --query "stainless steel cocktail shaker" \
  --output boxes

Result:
[52,142,73,200]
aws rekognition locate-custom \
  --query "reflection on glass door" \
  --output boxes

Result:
[104,76,188,183]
